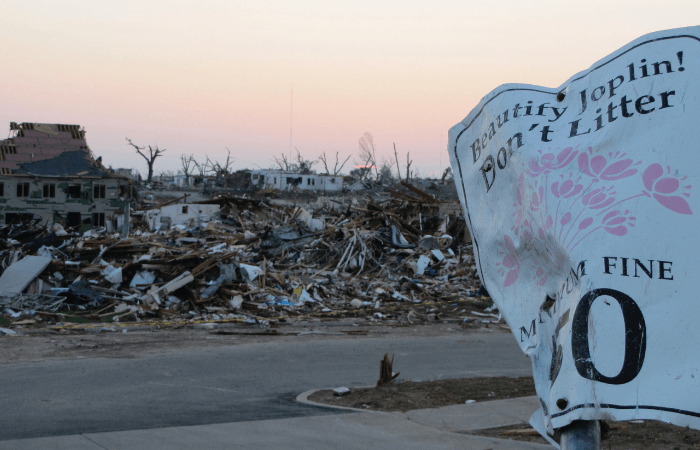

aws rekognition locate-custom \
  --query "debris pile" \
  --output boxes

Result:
[0,188,500,332]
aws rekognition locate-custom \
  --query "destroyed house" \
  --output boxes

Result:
[250,170,342,192]
[0,122,132,231]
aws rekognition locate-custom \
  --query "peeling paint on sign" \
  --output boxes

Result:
[449,26,700,439]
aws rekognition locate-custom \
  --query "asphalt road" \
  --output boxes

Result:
[0,330,531,440]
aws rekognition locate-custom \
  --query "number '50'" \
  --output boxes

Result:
[571,288,647,385]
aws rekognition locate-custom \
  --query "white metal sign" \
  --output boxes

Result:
[449,26,700,438]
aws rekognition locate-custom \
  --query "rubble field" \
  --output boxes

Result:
[0,187,503,336]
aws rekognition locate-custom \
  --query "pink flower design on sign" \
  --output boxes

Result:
[601,209,636,236]
[527,147,578,177]
[642,163,692,215]
[578,148,639,181]
[582,186,616,209]
[530,187,544,212]
[551,175,583,199]
[495,145,692,287]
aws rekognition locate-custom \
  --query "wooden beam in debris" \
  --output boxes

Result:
[400,181,439,203]
[389,190,422,202]
[138,195,188,211]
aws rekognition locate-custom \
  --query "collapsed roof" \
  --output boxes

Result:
[0,122,110,177]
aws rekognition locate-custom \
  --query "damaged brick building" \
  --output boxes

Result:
[0,122,133,231]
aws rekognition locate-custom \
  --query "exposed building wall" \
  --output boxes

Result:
[0,176,129,231]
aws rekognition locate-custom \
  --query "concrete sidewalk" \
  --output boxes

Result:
[1,396,552,449]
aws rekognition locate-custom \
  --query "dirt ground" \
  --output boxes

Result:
[310,377,700,449]
[476,421,700,449]
[308,376,536,412]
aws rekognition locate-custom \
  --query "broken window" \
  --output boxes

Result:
[16,182,29,197]
[43,183,55,198]
[66,212,81,228]
[67,184,82,199]
[93,184,106,199]
[182,206,189,214]
[0,182,4,196]
[330,178,335,184]
[92,212,105,227]
[286,177,293,184]
[307,178,311,185]
[5,212,33,224]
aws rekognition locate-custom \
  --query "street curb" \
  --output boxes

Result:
[297,390,541,429]
[296,387,380,413]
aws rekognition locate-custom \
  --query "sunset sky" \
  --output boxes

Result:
[1,1,698,178]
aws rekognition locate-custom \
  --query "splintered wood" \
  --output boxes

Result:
[377,352,400,387]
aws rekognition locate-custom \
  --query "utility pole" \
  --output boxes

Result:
[439,133,442,175]
[290,83,293,163]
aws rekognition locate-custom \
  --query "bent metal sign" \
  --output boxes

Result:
[449,26,700,439]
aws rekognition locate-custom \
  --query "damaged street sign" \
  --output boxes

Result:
[449,25,700,440]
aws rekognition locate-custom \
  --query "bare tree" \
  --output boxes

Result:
[377,158,395,185]
[126,138,166,183]
[193,159,207,177]
[295,148,317,175]
[273,149,317,174]
[405,152,413,181]
[180,154,196,186]
[273,153,293,171]
[206,148,235,190]
[393,143,402,182]
[441,167,453,181]
[319,152,331,175]
[357,132,377,181]
[392,143,414,181]
[319,151,352,175]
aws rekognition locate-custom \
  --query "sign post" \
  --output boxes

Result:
[449,26,700,447]
[560,421,600,450]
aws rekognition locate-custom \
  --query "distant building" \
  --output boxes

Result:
[115,168,140,181]
[173,174,190,187]
[250,170,343,192]
[346,180,371,191]
[0,122,133,231]
[143,203,220,231]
